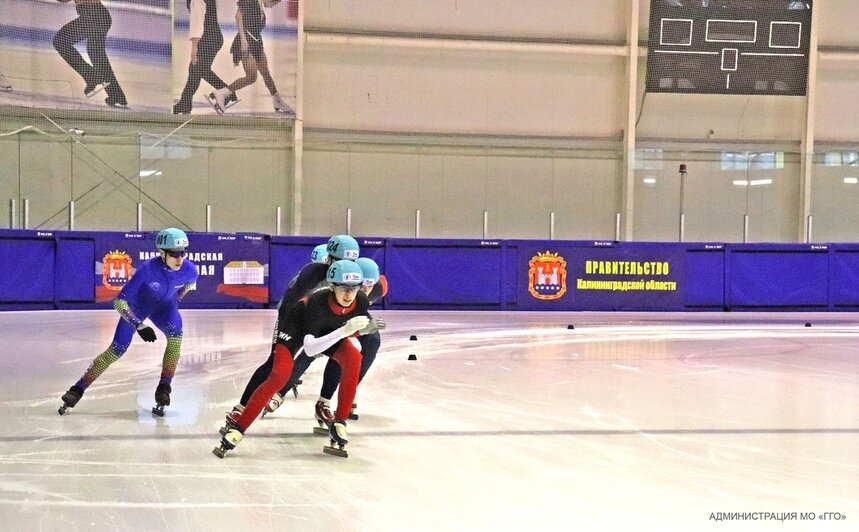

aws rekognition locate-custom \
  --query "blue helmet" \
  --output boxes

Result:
[326,234,359,260]
[310,244,329,264]
[355,257,380,287]
[327,260,363,286]
[156,228,189,250]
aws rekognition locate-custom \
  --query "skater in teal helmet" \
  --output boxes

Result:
[58,228,198,416]
[222,235,361,423]
[214,260,379,458]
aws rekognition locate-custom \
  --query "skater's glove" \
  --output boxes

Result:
[360,317,386,335]
[340,316,370,337]
[136,324,157,342]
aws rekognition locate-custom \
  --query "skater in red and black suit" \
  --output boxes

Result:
[312,257,388,424]
[53,0,127,108]
[214,260,381,458]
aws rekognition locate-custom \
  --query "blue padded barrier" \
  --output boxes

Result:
[4,229,859,311]
[726,244,829,308]
[0,230,55,309]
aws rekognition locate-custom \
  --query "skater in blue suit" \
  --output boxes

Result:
[58,228,198,415]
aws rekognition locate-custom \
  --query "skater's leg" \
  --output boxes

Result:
[331,340,362,421]
[226,54,258,93]
[319,333,376,403]
[319,356,341,401]
[357,332,380,382]
[211,53,257,111]
[53,16,97,84]
[239,354,274,406]
[149,305,183,387]
[176,61,205,112]
[234,344,294,431]
[277,350,315,397]
[255,53,278,95]
[73,319,135,391]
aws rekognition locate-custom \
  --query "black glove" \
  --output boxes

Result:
[136,324,157,342]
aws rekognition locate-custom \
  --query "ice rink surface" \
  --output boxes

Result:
[0,309,856,531]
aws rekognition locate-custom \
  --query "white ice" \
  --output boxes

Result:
[0,310,857,531]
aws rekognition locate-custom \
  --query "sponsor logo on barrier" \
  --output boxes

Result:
[218,235,236,241]
[480,241,499,246]
[528,251,567,300]
[124,233,144,239]
[362,240,382,245]
[37,232,53,237]
[243,235,263,241]
[593,241,614,247]
[103,250,133,291]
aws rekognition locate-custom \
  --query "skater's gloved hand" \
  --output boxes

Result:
[360,317,386,335]
[136,324,157,342]
[340,316,370,337]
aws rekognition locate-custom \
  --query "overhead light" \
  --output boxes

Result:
[749,178,772,186]
[139,170,163,177]
[844,177,858,184]
[733,180,748,186]
[643,177,656,184]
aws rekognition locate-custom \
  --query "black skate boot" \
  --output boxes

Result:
[58,385,84,415]
[323,419,349,458]
[313,399,334,435]
[348,403,359,421]
[151,383,171,417]
[105,94,128,109]
[213,420,244,458]
[172,101,191,115]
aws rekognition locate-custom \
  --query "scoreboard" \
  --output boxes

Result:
[645,0,813,96]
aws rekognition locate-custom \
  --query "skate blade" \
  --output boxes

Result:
[348,413,359,420]
[85,81,110,98]
[58,405,68,415]
[212,446,227,458]
[313,426,329,435]
[151,406,165,417]
[205,94,225,114]
[323,445,348,458]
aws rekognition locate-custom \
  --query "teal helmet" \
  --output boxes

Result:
[327,260,363,286]
[156,227,189,250]
[310,244,329,264]
[355,257,379,287]
[326,234,359,260]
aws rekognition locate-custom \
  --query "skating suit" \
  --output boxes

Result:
[238,261,330,405]
[75,257,197,390]
[317,274,389,399]
[230,0,267,65]
[235,289,371,429]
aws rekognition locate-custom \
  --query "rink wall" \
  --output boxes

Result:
[1,229,857,312]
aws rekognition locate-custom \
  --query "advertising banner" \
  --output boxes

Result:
[516,241,687,311]
[93,231,269,306]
